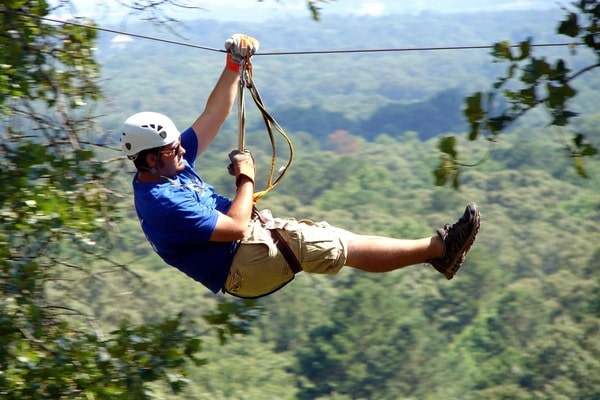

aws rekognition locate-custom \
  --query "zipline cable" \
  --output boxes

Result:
[0,7,583,201]
[0,9,582,56]
[0,9,223,52]
[4,8,293,203]
[257,42,579,55]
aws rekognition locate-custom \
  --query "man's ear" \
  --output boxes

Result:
[145,153,158,169]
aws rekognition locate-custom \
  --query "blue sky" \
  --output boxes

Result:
[54,0,560,22]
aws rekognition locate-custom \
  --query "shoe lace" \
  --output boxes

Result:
[444,219,469,255]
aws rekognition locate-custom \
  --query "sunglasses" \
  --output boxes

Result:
[159,142,181,157]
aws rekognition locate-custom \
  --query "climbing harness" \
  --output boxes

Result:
[237,58,295,203]
[223,206,303,299]
[253,206,302,275]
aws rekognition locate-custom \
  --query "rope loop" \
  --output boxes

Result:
[237,59,294,203]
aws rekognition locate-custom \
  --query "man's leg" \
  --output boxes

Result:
[345,202,481,278]
[345,234,444,272]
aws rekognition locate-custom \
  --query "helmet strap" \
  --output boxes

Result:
[146,148,163,177]
[137,148,176,183]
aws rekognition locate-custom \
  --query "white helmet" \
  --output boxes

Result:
[121,112,180,159]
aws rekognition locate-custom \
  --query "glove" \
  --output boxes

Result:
[224,34,259,72]
[228,149,256,186]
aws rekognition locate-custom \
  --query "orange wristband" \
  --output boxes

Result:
[226,53,239,73]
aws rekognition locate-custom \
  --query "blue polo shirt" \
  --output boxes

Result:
[133,127,237,293]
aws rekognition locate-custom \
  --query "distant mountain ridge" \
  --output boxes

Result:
[98,8,596,142]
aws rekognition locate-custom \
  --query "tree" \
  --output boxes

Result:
[0,2,259,398]
[0,1,339,396]
[436,0,599,188]
[294,276,425,399]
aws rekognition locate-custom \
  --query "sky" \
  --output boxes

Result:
[53,0,559,23]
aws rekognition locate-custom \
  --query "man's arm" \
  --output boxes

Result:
[190,68,239,157]
[210,150,256,241]
[191,34,259,157]
[210,176,254,241]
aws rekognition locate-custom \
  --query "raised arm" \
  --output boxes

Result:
[190,68,238,157]
[191,34,259,157]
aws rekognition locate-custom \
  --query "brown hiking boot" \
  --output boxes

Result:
[429,202,481,280]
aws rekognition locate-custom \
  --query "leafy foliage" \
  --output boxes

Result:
[0,2,261,398]
[437,0,600,186]
[152,123,597,399]
[1,2,599,399]
[0,311,201,399]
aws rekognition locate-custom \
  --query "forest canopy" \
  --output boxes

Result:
[1,2,598,399]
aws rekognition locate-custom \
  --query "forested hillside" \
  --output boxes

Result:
[67,8,600,400]
[77,124,599,399]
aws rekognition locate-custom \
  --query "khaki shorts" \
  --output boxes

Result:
[223,211,348,298]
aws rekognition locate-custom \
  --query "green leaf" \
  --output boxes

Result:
[434,153,461,189]
[487,114,513,133]
[551,110,579,126]
[558,13,580,37]
[572,133,599,157]
[573,157,588,178]
[551,59,570,82]
[519,86,537,107]
[464,93,485,140]
[517,38,532,60]
[581,145,598,157]
[492,41,513,60]
[438,136,458,159]
[583,32,599,50]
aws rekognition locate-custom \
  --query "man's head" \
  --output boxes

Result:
[121,112,184,175]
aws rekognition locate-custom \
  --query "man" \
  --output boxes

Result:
[121,34,481,298]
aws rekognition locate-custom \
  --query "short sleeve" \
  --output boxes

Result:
[180,127,198,167]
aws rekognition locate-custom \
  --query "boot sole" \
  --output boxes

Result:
[444,203,481,279]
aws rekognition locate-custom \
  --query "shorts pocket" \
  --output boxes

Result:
[226,220,295,298]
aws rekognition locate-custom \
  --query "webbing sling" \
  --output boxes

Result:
[237,59,295,203]
[237,58,302,279]
[253,207,303,274]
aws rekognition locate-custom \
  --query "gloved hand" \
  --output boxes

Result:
[228,149,256,186]
[224,34,259,72]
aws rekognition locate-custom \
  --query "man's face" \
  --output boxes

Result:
[156,138,185,176]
